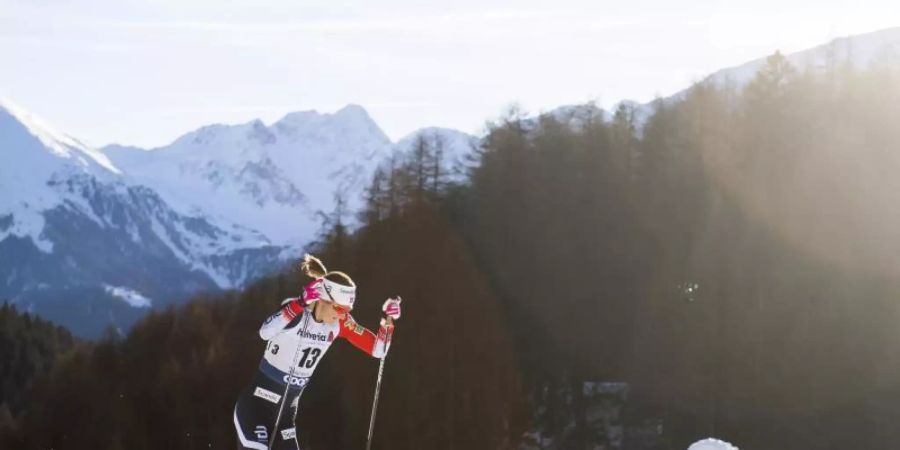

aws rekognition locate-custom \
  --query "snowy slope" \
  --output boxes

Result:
[538,27,900,128]
[704,26,900,89]
[632,26,900,122]
[104,105,395,246]
[0,98,120,251]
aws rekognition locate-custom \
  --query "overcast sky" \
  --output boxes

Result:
[1,0,898,148]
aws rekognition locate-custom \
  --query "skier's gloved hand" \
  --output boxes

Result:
[302,279,323,305]
[374,317,395,357]
[382,296,402,320]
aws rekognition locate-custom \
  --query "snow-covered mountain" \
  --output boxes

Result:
[103,105,395,246]
[0,98,290,337]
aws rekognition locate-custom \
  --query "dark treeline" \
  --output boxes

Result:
[5,54,900,449]
[0,304,76,427]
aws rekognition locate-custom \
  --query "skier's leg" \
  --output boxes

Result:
[234,372,285,449]
[234,394,271,449]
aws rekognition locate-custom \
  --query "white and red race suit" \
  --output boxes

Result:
[234,298,393,450]
[259,298,393,382]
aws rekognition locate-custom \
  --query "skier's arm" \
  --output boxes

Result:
[339,315,394,358]
[258,298,304,340]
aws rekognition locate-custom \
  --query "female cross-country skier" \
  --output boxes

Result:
[233,254,402,450]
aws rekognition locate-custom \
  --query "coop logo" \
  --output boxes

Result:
[282,375,310,388]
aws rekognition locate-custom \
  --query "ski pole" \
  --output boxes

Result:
[365,355,388,450]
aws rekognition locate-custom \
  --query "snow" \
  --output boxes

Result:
[144,207,267,289]
[103,285,152,308]
[687,438,738,450]
[59,190,106,229]
[0,208,54,253]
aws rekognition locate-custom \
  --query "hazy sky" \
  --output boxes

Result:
[1,0,898,148]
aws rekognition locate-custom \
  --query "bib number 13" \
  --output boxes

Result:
[297,347,321,368]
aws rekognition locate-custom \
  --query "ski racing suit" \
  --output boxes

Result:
[233,298,393,450]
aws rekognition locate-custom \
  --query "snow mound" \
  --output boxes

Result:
[688,438,738,450]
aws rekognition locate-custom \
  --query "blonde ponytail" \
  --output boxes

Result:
[300,254,356,289]
[300,254,328,279]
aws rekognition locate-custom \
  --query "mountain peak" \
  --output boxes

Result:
[272,104,390,146]
[168,118,276,149]
[0,97,120,175]
[335,103,370,119]
[274,104,375,128]
[274,109,320,126]
[1,97,84,154]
